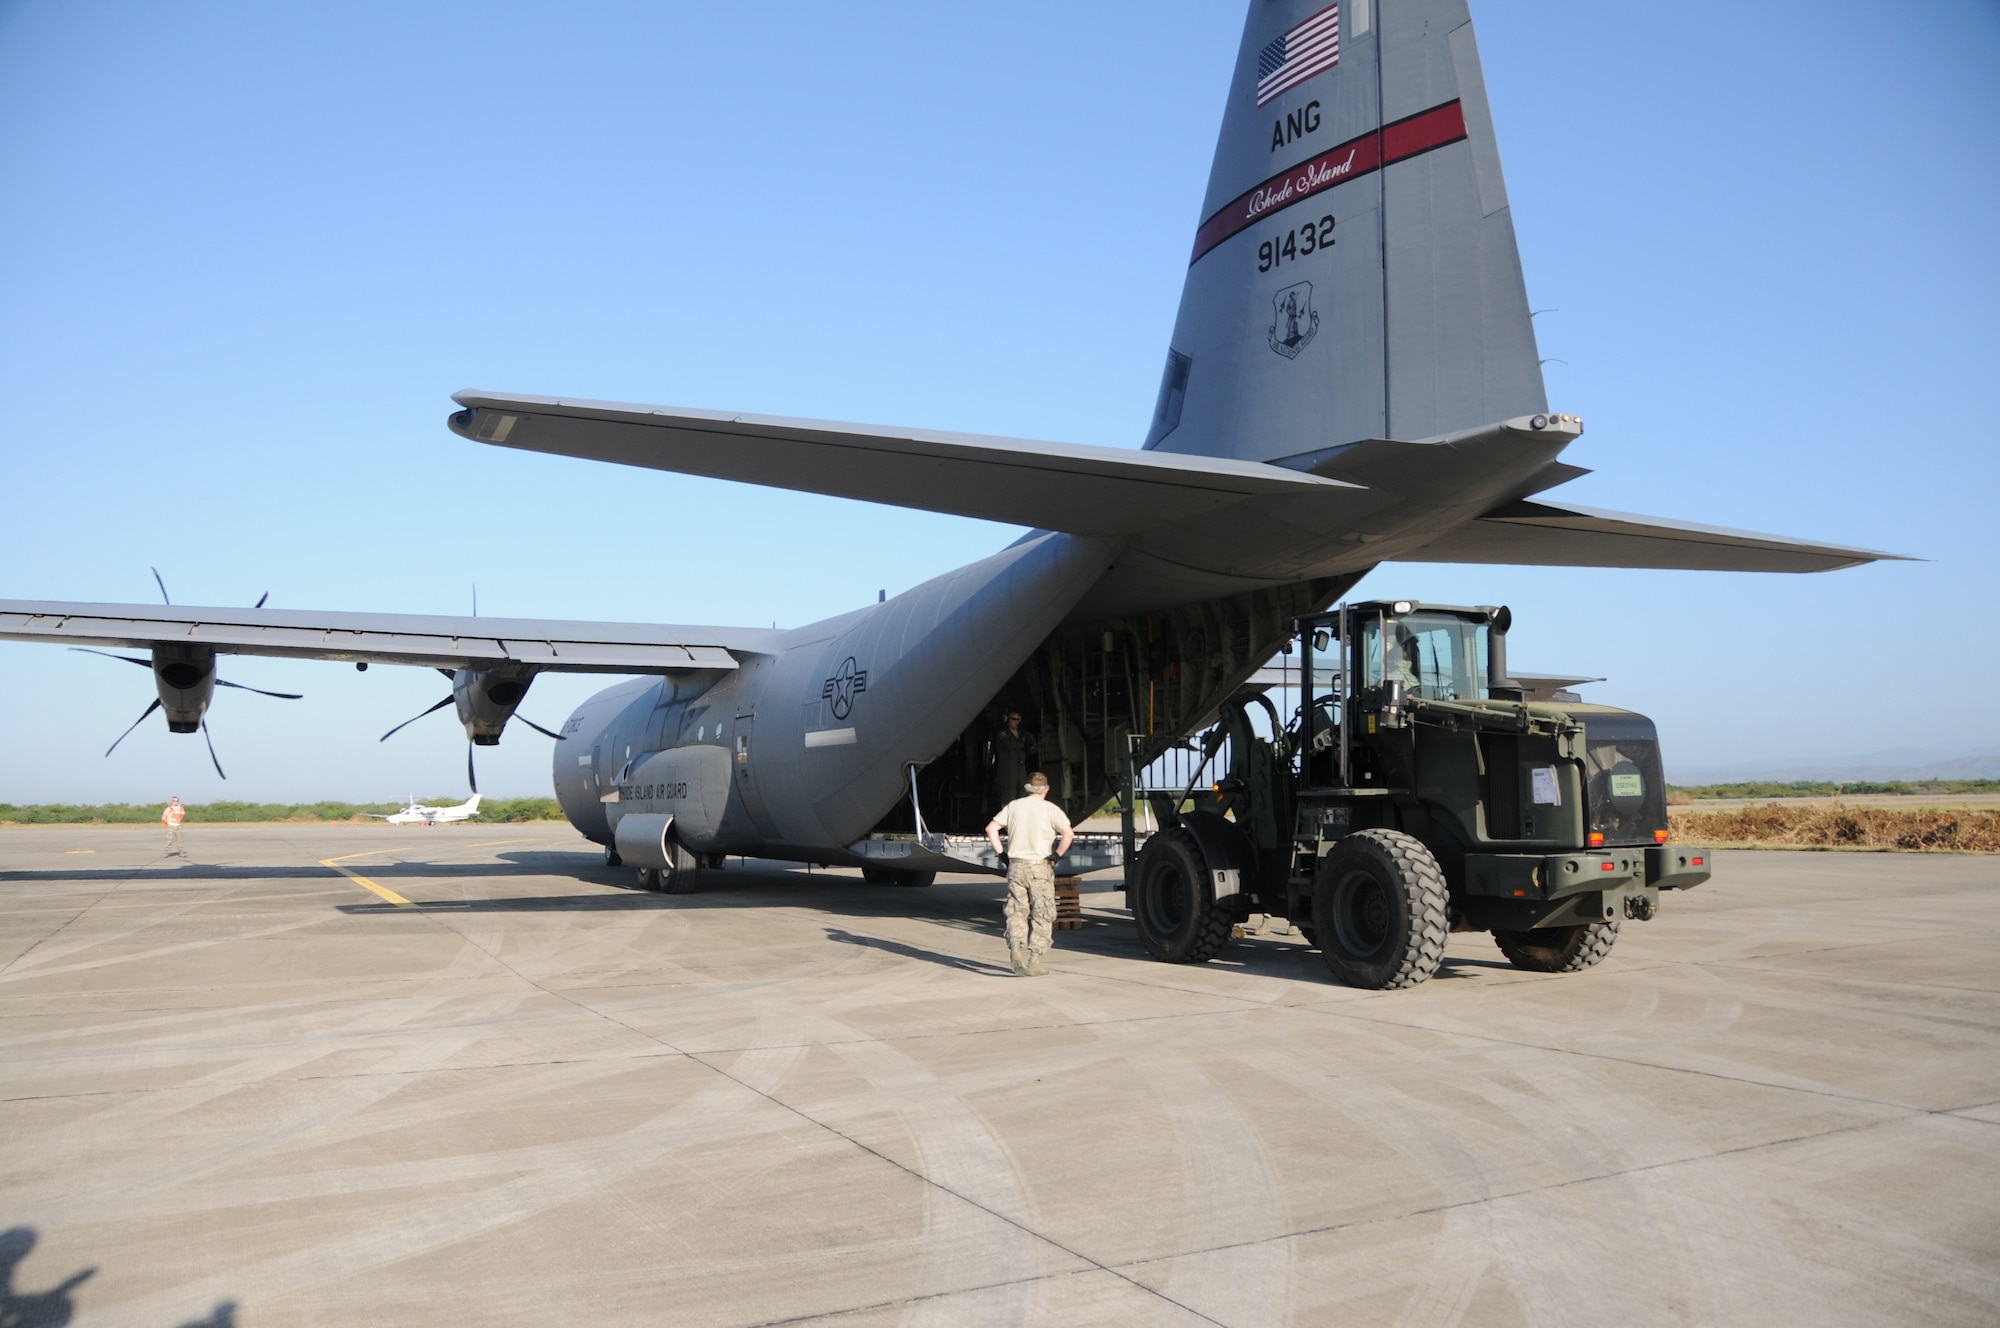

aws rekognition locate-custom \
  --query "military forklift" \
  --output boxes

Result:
[1125,600,1711,988]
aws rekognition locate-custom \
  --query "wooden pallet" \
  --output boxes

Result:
[1054,875,1084,929]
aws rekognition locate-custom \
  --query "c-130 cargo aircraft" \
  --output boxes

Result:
[3,0,1893,895]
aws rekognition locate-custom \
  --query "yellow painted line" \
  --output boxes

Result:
[320,848,415,907]
[468,837,540,848]
[66,849,96,854]
[319,838,533,908]
[323,849,397,863]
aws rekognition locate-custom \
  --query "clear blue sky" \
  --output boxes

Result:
[2,0,1995,803]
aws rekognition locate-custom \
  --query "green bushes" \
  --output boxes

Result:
[0,803,170,824]
[0,798,566,824]
[475,798,566,822]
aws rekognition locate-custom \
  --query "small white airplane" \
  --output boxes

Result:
[370,793,482,826]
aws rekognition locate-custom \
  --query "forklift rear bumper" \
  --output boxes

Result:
[1463,851,1635,900]
[1463,845,1710,900]
[1647,844,1713,890]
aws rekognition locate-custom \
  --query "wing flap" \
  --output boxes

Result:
[1397,500,1910,573]
[449,391,1355,535]
[0,602,764,672]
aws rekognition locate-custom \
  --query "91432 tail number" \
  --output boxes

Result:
[1258,214,1335,272]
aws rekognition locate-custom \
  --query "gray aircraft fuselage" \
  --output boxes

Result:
[557,532,1114,859]
[552,521,1351,864]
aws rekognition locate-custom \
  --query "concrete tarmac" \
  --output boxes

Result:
[2,824,1996,1327]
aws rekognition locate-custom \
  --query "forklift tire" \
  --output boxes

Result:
[1312,830,1449,989]
[1493,919,1620,973]
[1131,827,1234,964]
[862,867,936,887]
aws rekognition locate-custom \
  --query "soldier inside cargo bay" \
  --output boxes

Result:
[988,710,1035,809]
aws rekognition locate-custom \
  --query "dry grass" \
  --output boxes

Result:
[1672,804,2000,853]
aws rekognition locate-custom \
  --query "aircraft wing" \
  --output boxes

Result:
[450,391,1356,535]
[1396,500,1910,573]
[0,602,775,672]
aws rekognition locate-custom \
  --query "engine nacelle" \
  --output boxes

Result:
[153,645,217,733]
[454,666,535,745]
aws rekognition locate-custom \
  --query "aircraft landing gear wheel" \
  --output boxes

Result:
[862,867,936,887]
[1131,827,1233,964]
[660,839,700,895]
[1312,829,1448,989]
[605,845,623,869]
[634,840,700,894]
[1493,919,1620,973]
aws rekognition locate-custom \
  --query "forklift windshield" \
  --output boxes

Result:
[1358,610,1490,702]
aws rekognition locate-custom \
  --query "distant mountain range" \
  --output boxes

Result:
[1670,748,2000,785]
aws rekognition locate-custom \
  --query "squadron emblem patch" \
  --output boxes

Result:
[1268,281,1320,359]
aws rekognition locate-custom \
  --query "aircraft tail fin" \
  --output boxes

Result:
[1146,0,1545,461]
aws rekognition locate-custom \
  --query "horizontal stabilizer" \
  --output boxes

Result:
[1398,500,1909,573]
[450,391,1356,535]
[0,602,774,672]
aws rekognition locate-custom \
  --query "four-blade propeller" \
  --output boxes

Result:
[72,607,304,781]
[378,680,560,795]
[374,587,559,796]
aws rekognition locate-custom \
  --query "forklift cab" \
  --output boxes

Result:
[1295,600,1510,789]
[1358,607,1490,702]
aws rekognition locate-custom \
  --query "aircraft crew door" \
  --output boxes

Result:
[733,713,774,837]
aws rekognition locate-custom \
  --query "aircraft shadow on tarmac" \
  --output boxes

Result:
[0,856,586,885]
[0,848,673,887]
[330,863,1023,918]
[326,865,1513,985]
[4,853,1504,983]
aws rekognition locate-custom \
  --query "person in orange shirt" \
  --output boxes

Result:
[162,796,186,856]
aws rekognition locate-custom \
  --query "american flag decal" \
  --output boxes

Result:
[1256,4,1340,107]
